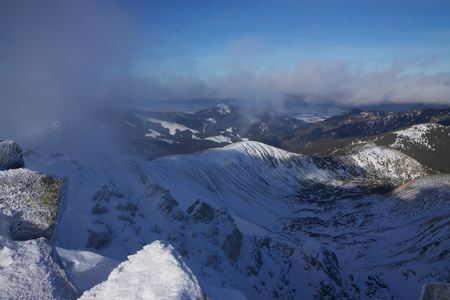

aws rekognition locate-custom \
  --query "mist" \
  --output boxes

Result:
[0,0,136,141]
[1,1,449,144]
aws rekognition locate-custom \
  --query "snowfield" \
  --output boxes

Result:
[147,117,199,135]
[204,135,233,144]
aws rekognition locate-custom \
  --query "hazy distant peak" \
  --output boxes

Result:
[215,103,231,115]
[338,108,363,116]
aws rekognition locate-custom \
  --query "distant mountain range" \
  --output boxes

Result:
[113,104,450,163]
[1,104,449,299]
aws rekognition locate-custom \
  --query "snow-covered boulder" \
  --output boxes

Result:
[0,168,65,240]
[80,240,208,300]
[0,215,78,299]
[0,140,24,170]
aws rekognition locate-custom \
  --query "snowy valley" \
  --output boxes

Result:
[0,105,449,299]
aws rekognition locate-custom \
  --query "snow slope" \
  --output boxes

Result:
[341,143,427,185]
[391,123,443,150]
[6,120,447,299]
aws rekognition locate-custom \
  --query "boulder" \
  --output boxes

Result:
[421,283,450,300]
[0,168,64,240]
[0,140,24,170]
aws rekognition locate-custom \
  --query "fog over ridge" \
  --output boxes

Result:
[1,0,449,140]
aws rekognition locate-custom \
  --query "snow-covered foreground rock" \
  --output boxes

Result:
[4,120,448,299]
[0,216,78,299]
[0,141,77,299]
[79,240,207,300]
[0,168,65,240]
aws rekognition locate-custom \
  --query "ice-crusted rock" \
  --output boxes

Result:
[0,168,64,240]
[421,283,450,300]
[0,140,24,171]
[188,203,243,263]
[80,240,208,300]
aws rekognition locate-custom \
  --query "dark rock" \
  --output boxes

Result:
[92,185,124,202]
[302,241,342,287]
[86,230,111,249]
[149,184,186,221]
[221,227,243,262]
[92,204,109,215]
[187,199,215,223]
[0,140,24,170]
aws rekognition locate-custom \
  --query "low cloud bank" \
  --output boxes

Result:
[117,60,450,106]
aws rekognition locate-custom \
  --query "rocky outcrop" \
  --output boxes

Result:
[0,168,64,240]
[0,141,76,299]
[86,230,111,250]
[187,199,215,223]
[0,140,24,170]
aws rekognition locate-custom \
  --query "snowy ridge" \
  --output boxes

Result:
[144,141,366,216]
[204,135,232,143]
[80,241,206,300]
[391,123,445,150]
[342,143,427,185]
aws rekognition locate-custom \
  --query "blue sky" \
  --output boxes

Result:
[1,0,449,133]
[130,0,450,78]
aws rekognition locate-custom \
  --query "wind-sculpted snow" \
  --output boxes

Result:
[79,240,207,300]
[144,142,367,215]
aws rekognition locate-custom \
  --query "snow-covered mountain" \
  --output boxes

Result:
[286,107,450,154]
[1,105,449,299]
[115,103,306,159]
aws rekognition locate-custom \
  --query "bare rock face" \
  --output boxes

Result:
[0,140,24,170]
[0,168,64,240]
